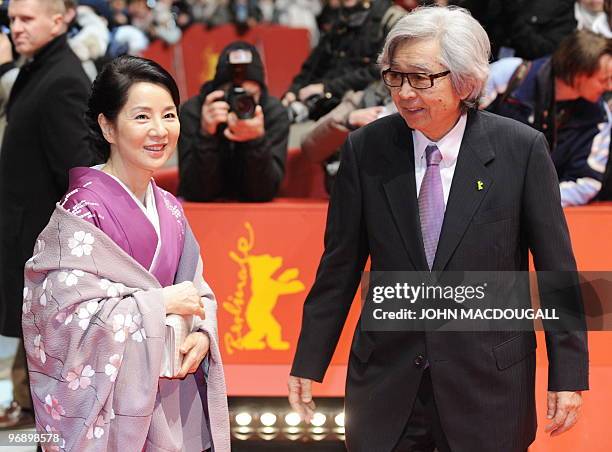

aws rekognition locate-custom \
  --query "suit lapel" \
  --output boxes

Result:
[382,116,429,270]
[432,111,495,271]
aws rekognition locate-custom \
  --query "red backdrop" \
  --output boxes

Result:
[143,24,311,101]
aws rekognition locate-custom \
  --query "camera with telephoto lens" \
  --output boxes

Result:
[225,86,256,120]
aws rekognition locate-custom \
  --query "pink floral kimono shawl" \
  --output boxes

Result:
[21,205,230,451]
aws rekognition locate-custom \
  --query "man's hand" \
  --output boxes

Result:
[545,391,582,436]
[201,89,229,136]
[347,106,384,129]
[298,83,325,102]
[224,105,265,142]
[177,332,210,378]
[288,376,316,423]
[281,92,296,107]
[0,34,13,65]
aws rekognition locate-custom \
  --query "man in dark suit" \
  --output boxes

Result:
[288,6,588,452]
[0,0,93,428]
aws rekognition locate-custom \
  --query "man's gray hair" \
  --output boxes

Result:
[378,6,491,109]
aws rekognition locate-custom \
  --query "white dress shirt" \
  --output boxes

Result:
[412,113,468,209]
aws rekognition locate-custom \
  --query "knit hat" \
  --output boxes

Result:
[211,41,266,90]
[197,41,268,108]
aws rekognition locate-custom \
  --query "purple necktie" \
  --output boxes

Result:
[418,144,444,270]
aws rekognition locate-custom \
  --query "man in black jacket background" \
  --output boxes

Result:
[0,0,94,428]
[281,0,406,120]
[178,41,289,202]
[452,0,577,60]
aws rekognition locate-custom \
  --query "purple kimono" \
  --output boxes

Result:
[22,168,230,451]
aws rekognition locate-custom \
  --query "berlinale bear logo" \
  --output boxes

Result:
[224,222,305,354]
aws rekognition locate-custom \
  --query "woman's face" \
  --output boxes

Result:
[101,82,179,175]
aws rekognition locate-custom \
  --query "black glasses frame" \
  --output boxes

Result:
[382,69,451,89]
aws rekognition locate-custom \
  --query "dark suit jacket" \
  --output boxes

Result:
[0,34,93,337]
[291,110,589,452]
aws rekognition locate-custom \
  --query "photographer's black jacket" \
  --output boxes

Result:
[178,91,289,202]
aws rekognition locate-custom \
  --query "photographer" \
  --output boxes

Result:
[281,0,406,121]
[178,41,289,201]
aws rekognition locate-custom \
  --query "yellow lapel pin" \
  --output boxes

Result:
[477,180,485,191]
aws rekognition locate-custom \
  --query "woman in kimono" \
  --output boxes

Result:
[21,56,230,451]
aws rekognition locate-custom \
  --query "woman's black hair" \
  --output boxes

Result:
[86,55,181,162]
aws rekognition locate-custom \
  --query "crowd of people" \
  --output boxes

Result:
[0,0,609,448]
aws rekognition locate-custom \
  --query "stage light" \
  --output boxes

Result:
[260,412,277,427]
[260,426,277,435]
[310,426,327,441]
[334,412,345,427]
[235,412,252,427]
[286,433,300,441]
[311,412,327,427]
[258,429,278,441]
[285,412,301,426]
[232,426,253,441]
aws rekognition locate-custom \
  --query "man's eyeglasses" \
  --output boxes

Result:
[382,69,451,89]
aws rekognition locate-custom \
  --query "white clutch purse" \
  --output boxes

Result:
[160,314,194,378]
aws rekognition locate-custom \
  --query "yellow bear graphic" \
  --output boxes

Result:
[240,254,305,350]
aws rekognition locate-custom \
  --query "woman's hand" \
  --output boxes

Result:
[162,281,205,319]
[177,332,210,378]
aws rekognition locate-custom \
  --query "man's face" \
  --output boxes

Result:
[111,0,126,10]
[574,54,612,102]
[127,0,149,18]
[389,38,465,141]
[580,0,604,13]
[341,0,359,8]
[8,0,63,58]
[399,0,420,11]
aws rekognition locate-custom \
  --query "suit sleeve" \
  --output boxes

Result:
[39,76,94,192]
[522,132,589,391]
[291,134,369,382]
